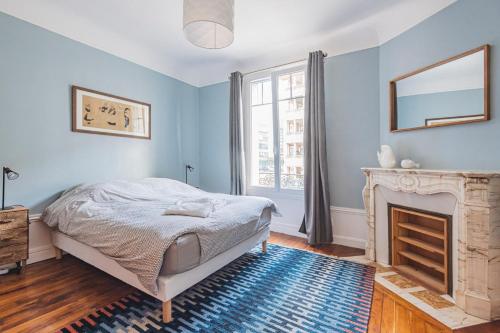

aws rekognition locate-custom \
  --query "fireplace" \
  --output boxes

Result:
[362,168,500,320]
[388,204,452,295]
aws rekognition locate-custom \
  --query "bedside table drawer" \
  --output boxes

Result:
[0,227,28,247]
[0,207,29,267]
[0,243,27,263]
[0,210,28,230]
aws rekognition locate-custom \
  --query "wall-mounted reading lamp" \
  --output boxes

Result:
[2,167,20,210]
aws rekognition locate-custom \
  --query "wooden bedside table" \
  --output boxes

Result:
[0,206,29,273]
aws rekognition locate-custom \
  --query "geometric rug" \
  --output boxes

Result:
[57,244,375,333]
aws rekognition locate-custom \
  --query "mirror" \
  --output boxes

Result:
[390,45,489,132]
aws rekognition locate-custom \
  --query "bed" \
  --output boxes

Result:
[42,178,277,323]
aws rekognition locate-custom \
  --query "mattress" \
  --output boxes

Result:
[160,207,272,275]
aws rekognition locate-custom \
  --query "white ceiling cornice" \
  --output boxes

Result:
[0,0,456,87]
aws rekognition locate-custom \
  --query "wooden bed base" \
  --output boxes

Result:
[52,231,269,323]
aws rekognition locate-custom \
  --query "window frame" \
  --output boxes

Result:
[243,65,306,197]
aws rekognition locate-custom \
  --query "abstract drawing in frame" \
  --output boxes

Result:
[72,86,151,139]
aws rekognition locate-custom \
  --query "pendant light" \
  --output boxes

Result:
[183,0,234,49]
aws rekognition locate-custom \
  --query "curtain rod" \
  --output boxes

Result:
[230,52,328,78]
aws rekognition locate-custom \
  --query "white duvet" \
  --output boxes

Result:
[42,178,277,294]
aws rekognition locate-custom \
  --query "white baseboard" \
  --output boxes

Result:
[331,206,367,249]
[28,244,56,264]
[27,213,57,264]
[270,221,307,239]
[29,213,42,223]
[332,235,366,249]
[331,206,366,216]
[270,206,367,249]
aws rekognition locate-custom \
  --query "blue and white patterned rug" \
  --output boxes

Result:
[58,244,375,333]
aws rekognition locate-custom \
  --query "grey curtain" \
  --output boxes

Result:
[229,71,246,195]
[299,51,333,245]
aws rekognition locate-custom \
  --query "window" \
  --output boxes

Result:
[245,67,305,191]
[248,78,274,188]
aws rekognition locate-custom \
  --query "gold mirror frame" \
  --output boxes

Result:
[390,45,490,132]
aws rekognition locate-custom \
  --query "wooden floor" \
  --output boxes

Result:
[268,231,365,257]
[369,283,500,333]
[0,232,498,333]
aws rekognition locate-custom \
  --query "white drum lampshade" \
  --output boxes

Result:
[183,0,234,49]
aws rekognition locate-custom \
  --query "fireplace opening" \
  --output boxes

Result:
[388,204,452,295]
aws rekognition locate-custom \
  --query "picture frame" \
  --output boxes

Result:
[72,86,151,139]
[389,44,490,132]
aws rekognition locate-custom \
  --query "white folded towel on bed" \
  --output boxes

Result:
[164,198,215,218]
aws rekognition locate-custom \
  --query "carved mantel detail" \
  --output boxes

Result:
[362,168,500,321]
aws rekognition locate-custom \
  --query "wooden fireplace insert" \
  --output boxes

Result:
[388,204,452,295]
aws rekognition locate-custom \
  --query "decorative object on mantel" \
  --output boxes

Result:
[72,86,151,139]
[400,159,420,169]
[183,0,234,49]
[185,164,194,184]
[361,167,500,321]
[2,167,20,210]
[377,145,397,168]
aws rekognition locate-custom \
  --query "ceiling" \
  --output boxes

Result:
[0,0,456,87]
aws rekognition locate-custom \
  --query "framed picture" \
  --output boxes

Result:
[72,86,151,139]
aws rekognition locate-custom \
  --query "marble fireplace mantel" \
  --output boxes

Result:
[362,167,500,321]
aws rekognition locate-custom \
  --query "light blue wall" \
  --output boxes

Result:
[397,88,484,129]
[325,47,380,208]
[198,48,381,208]
[199,82,231,193]
[0,12,199,213]
[380,0,500,169]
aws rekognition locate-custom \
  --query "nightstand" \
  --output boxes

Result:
[0,206,29,273]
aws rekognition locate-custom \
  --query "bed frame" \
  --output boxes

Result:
[51,228,270,323]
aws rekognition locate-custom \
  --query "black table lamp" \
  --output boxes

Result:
[185,164,194,184]
[2,167,19,210]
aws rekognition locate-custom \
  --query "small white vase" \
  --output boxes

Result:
[401,159,420,169]
[377,145,397,168]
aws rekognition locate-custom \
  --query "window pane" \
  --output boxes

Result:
[250,105,274,188]
[251,82,262,106]
[291,97,304,112]
[278,81,305,190]
[291,72,305,97]
[278,74,291,100]
[279,100,290,113]
[262,80,272,104]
